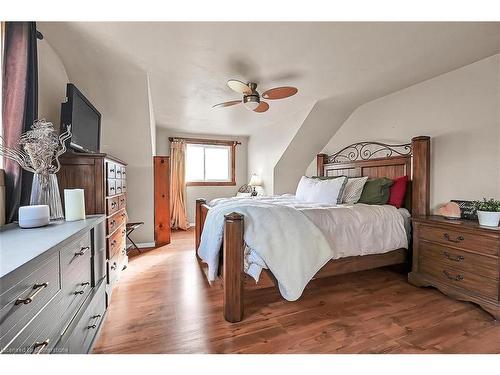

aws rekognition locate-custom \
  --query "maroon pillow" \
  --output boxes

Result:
[388,175,408,209]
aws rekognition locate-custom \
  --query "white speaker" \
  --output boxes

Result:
[18,205,50,228]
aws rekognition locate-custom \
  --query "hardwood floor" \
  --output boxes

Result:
[93,228,499,354]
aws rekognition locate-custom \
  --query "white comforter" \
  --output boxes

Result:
[198,195,408,301]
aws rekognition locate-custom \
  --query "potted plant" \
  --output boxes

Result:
[473,198,500,227]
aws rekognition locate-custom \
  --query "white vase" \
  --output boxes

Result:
[477,211,500,227]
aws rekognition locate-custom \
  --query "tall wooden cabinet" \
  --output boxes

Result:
[58,152,128,303]
[154,156,171,246]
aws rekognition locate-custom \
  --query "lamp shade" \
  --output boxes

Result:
[248,174,262,187]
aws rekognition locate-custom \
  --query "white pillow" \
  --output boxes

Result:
[236,192,251,198]
[342,176,368,204]
[295,176,347,205]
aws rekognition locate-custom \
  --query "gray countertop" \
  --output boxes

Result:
[0,215,105,278]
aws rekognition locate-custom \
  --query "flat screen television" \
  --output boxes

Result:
[60,83,101,153]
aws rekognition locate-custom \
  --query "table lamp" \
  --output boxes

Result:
[248,174,262,196]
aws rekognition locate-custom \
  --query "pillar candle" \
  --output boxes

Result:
[64,189,86,221]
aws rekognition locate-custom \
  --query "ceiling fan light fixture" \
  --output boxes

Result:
[243,94,260,111]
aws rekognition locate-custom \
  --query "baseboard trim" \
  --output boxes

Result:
[127,241,156,249]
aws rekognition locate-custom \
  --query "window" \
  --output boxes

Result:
[184,139,236,186]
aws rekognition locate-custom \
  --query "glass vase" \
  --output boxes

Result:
[30,173,64,220]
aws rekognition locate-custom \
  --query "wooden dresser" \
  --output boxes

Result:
[0,216,106,354]
[409,216,499,319]
[58,152,128,303]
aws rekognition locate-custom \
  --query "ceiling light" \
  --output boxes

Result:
[243,94,260,111]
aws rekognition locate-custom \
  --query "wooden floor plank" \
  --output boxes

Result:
[93,228,499,354]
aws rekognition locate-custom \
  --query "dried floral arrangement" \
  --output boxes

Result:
[0,120,71,188]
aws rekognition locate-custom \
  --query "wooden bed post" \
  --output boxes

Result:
[316,154,328,177]
[195,198,206,250]
[223,212,244,323]
[411,136,431,217]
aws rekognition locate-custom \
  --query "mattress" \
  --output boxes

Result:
[208,195,410,283]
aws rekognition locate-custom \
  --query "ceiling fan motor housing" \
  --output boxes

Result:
[243,93,260,110]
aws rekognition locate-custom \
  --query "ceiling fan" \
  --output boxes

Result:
[213,80,298,113]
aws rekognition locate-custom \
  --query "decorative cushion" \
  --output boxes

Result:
[341,176,369,204]
[296,176,347,205]
[236,192,251,198]
[358,178,394,205]
[387,175,408,208]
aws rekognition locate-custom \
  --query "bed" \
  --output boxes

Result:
[195,136,431,322]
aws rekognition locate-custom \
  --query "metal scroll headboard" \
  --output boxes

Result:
[326,141,413,164]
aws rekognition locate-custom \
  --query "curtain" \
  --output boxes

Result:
[2,22,38,223]
[170,140,189,230]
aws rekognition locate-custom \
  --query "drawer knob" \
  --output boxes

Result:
[75,246,90,256]
[15,282,49,305]
[442,270,464,281]
[33,339,50,354]
[111,202,117,207]
[74,282,90,295]
[110,263,117,270]
[443,251,465,262]
[443,233,464,243]
[88,313,102,329]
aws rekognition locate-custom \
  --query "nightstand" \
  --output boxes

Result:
[409,216,499,319]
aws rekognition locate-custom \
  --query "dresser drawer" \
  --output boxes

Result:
[107,209,127,235]
[2,294,65,354]
[63,281,106,354]
[60,234,92,325]
[121,166,126,180]
[419,241,498,280]
[115,179,123,195]
[107,224,126,259]
[60,233,92,284]
[115,165,123,179]
[121,179,127,192]
[106,161,116,179]
[107,196,119,215]
[118,194,127,210]
[419,224,499,256]
[107,179,116,196]
[0,254,60,352]
[419,257,499,300]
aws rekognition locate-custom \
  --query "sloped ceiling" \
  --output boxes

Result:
[38,22,500,137]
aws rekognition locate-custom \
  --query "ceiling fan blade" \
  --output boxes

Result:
[227,79,252,94]
[261,86,298,100]
[212,100,242,108]
[253,101,269,113]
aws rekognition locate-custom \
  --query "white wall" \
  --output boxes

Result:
[39,32,156,244]
[156,127,248,223]
[274,96,362,194]
[38,39,69,130]
[307,54,500,211]
[247,105,312,195]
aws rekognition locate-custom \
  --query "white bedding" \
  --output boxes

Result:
[198,195,409,301]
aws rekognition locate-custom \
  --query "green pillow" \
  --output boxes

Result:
[358,178,394,205]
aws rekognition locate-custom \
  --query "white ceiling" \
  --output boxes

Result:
[39,22,500,136]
